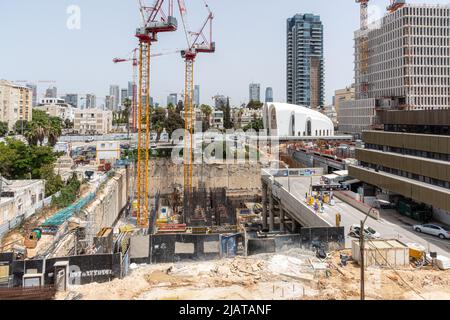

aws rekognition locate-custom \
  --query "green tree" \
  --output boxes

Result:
[14,120,29,135]
[244,118,264,131]
[223,98,233,129]
[0,122,9,137]
[247,100,264,110]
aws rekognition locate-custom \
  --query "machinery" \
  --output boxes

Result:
[133,0,178,228]
[176,0,215,198]
[24,228,42,249]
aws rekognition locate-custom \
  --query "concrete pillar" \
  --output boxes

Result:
[280,208,285,232]
[262,181,268,229]
[268,186,274,232]
[292,220,299,234]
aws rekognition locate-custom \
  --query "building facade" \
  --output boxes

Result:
[265,87,274,103]
[194,85,200,107]
[109,85,120,111]
[0,177,46,237]
[74,109,113,135]
[85,94,96,109]
[249,83,261,102]
[334,86,355,118]
[121,89,128,105]
[0,80,32,131]
[167,93,178,107]
[35,102,75,122]
[45,86,57,98]
[341,4,450,135]
[26,84,37,107]
[287,14,324,108]
[263,102,334,137]
[64,94,78,108]
[349,109,450,224]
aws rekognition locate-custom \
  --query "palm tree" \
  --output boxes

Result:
[26,122,46,146]
[122,98,132,139]
[200,104,212,128]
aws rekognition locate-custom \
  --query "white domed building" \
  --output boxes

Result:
[263,103,334,137]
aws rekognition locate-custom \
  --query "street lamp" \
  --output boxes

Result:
[360,199,390,300]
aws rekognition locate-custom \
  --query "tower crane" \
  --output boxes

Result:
[134,0,177,228]
[387,0,405,13]
[113,48,182,132]
[355,0,369,30]
[176,0,215,200]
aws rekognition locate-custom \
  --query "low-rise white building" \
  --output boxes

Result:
[232,108,263,129]
[96,141,121,163]
[74,109,112,135]
[35,102,75,122]
[263,102,334,137]
[211,110,224,130]
[0,177,46,237]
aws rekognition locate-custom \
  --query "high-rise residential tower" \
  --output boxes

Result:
[45,86,58,98]
[85,94,96,109]
[121,89,128,105]
[26,84,37,107]
[109,85,120,111]
[249,83,261,102]
[64,94,78,108]
[265,87,274,103]
[194,85,200,107]
[286,14,324,108]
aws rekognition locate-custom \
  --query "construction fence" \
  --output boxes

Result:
[246,227,345,256]
[1,251,126,289]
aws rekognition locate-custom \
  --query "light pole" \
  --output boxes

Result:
[360,199,390,300]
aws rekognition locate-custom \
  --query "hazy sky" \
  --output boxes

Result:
[1,0,448,107]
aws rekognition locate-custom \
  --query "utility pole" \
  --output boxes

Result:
[360,200,388,300]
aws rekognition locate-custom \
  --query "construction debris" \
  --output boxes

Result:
[58,249,450,300]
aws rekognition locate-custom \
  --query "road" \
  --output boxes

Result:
[275,176,450,256]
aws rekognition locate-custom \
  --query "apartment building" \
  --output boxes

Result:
[0,80,32,131]
[287,14,324,107]
[74,109,112,135]
[349,109,450,224]
[0,177,46,237]
[35,98,75,122]
[340,4,450,135]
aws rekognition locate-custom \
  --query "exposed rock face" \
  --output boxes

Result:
[149,160,262,195]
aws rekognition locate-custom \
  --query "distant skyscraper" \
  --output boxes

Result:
[265,87,274,103]
[249,83,261,102]
[109,85,120,111]
[287,13,324,108]
[26,84,37,107]
[128,82,134,97]
[194,85,200,107]
[45,86,57,98]
[85,94,96,109]
[105,95,114,111]
[167,94,177,106]
[64,94,78,108]
[121,89,128,105]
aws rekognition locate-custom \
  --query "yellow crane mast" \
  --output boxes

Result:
[134,0,177,228]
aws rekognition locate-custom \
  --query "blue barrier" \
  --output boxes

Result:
[42,192,95,227]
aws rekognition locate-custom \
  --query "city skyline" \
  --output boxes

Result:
[2,0,449,107]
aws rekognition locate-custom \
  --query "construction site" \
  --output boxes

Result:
[0,0,449,302]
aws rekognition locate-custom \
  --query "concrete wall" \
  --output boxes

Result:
[149,160,262,195]
[84,169,129,244]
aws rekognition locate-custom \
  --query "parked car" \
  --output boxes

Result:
[349,224,381,239]
[413,224,450,240]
